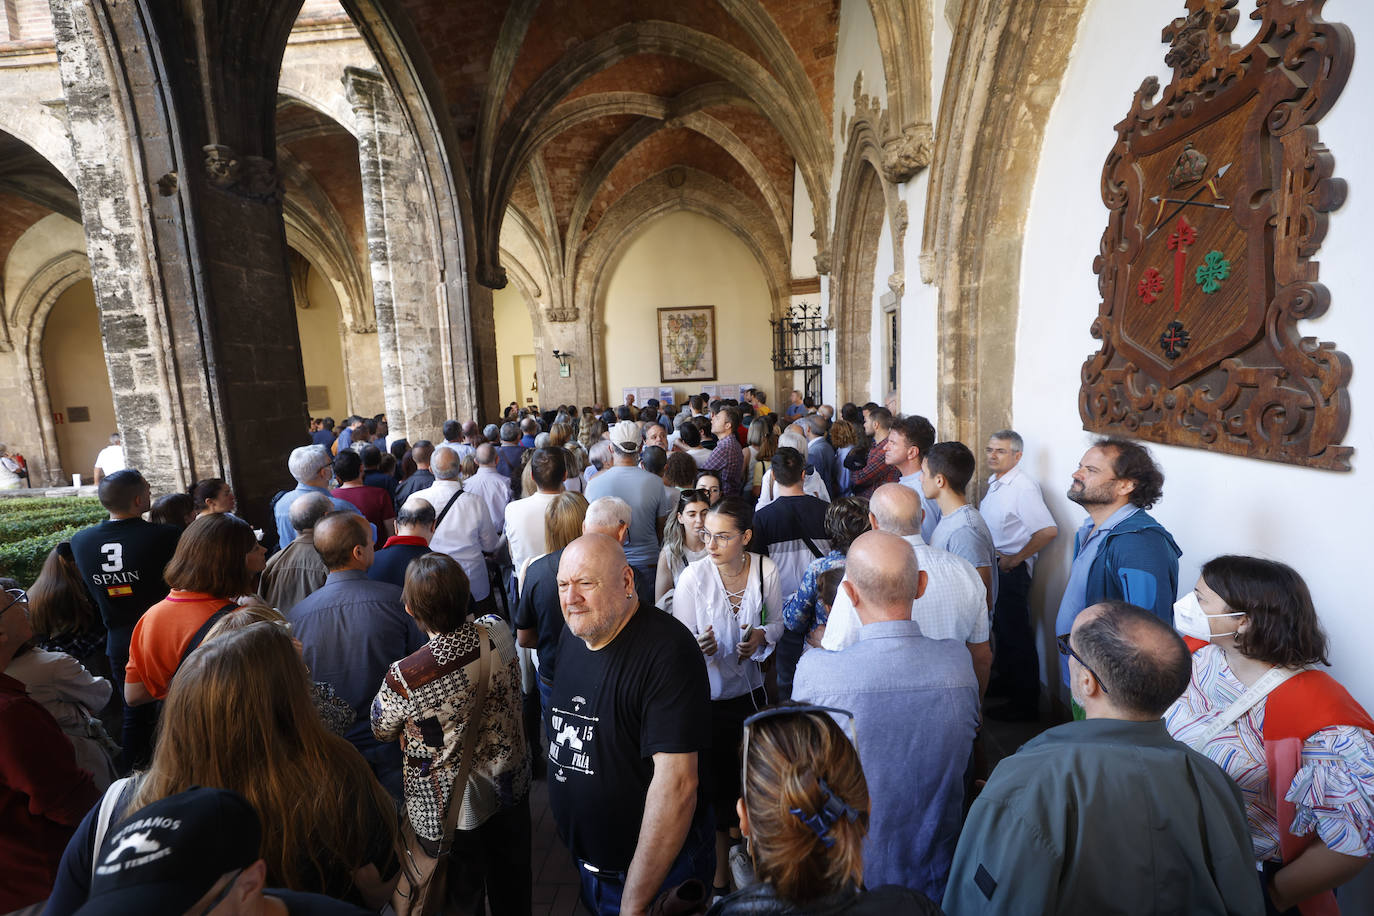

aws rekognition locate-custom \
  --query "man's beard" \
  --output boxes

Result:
[1066,480,1114,506]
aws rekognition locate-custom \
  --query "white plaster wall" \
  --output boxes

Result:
[598,211,774,403]
[492,284,536,411]
[790,163,818,279]
[1022,7,1373,901]
[828,0,946,416]
[1019,0,1374,717]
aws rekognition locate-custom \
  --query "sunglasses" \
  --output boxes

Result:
[739,703,857,794]
[1,587,28,619]
[1056,633,1110,695]
[677,488,711,511]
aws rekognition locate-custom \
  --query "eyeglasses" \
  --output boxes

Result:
[1056,633,1109,695]
[700,530,739,545]
[1,588,28,620]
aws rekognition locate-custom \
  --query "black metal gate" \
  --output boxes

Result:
[770,301,825,405]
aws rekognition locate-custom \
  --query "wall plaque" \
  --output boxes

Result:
[1080,0,1354,470]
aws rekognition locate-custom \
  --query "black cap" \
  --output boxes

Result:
[75,786,261,916]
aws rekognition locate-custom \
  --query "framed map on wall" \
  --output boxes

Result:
[657,306,717,382]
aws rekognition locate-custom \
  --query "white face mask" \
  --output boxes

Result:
[1173,591,1245,641]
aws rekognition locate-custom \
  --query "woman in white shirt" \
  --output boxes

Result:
[671,496,782,896]
[654,488,711,613]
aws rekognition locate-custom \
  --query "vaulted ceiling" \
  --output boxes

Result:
[368,0,841,290]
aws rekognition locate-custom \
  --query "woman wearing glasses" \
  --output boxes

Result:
[672,497,783,897]
[655,488,712,614]
[1163,556,1374,914]
[709,704,940,914]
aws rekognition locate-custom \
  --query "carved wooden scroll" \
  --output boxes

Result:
[1080,0,1354,470]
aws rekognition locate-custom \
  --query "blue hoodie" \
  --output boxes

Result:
[1083,508,1181,622]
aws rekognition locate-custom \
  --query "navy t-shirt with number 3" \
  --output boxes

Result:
[70,518,181,650]
[547,605,711,871]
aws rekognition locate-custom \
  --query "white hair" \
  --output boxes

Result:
[288,444,332,484]
[584,496,631,534]
[778,430,806,452]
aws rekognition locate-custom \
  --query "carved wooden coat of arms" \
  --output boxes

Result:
[1080,0,1354,470]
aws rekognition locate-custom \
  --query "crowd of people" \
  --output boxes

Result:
[2,389,1372,916]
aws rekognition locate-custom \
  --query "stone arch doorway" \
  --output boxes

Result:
[37,276,115,484]
[832,162,886,406]
[288,249,355,422]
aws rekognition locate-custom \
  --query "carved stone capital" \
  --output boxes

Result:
[814,250,832,276]
[881,123,934,184]
[352,321,378,335]
[546,307,580,323]
[887,272,905,297]
[202,145,281,201]
[476,261,508,290]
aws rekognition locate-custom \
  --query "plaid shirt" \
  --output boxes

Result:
[851,435,900,497]
[699,431,745,497]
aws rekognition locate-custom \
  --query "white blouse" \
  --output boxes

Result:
[672,553,784,701]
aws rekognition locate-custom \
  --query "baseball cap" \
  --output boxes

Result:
[75,786,261,916]
[609,420,643,454]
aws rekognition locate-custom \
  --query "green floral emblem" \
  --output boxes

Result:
[1194,250,1231,294]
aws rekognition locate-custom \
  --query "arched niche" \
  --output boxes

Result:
[831,161,887,406]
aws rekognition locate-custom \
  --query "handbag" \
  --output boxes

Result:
[390,624,492,916]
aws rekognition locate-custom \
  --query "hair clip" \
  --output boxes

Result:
[789,777,859,848]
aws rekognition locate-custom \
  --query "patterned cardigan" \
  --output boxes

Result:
[371,617,530,842]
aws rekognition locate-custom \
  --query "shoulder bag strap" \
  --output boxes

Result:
[436,624,492,853]
[91,776,136,882]
[178,602,239,669]
[1193,666,1300,747]
[434,488,464,528]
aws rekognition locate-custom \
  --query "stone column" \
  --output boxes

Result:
[48,0,218,495]
[50,0,310,529]
[344,67,454,443]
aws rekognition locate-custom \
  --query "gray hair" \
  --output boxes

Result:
[584,496,631,534]
[475,443,497,467]
[500,421,520,442]
[483,423,499,441]
[288,491,333,531]
[778,430,806,453]
[587,439,614,472]
[805,415,827,437]
[397,497,436,528]
[432,447,462,480]
[534,432,552,449]
[869,483,923,537]
[989,429,1024,452]
[288,444,332,484]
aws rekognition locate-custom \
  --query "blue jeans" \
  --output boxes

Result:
[577,811,715,916]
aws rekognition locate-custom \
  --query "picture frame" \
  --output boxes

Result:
[657,305,717,382]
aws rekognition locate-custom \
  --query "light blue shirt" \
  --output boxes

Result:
[274,482,362,548]
[930,504,998,607]
[794,619,979,901]
[1054,504,1140,684]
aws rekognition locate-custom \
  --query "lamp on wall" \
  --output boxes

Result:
[552,349,572,378]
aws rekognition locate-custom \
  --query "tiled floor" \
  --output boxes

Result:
[520,696,1060,915]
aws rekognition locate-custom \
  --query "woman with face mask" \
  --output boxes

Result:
[1163,555,1374,915]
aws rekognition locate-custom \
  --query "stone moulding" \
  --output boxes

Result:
[1080,0,1354,471]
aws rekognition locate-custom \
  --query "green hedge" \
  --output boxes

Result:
[0,497,105,587]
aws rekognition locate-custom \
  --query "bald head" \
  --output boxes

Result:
[432,446,461,480]
[1071,600,1192,719]
[313,511,372,571]
[475,443,497,467]
[843,530,926,623]
[557,534,637,650]
[869,483,923,536]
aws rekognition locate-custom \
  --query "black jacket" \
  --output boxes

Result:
[707,884,942,916]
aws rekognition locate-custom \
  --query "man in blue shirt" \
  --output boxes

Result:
[273,445,363,557]
[288,511,425,799]
[794,530,980,902]
[1054,437,1180,691]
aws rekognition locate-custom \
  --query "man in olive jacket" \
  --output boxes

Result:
[943,601,1261,916]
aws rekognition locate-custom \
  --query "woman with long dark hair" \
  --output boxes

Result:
[671,496,782,897]
[45,621,400,912]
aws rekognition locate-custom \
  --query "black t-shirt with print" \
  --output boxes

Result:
[548,605,711,870]
[70,518,181,633]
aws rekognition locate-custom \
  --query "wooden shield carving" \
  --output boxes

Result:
[1080,0,1354,470]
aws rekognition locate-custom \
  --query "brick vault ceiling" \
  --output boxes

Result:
[388,0,839,262]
